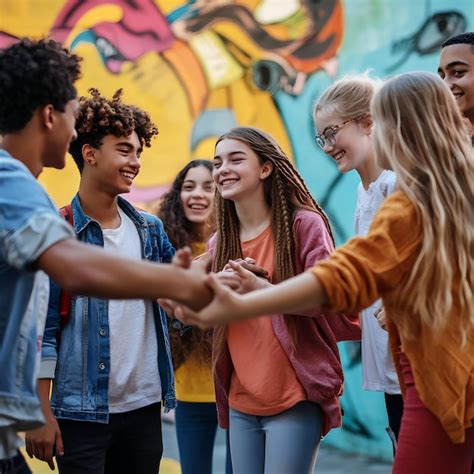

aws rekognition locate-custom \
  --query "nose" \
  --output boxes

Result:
[322,141,335,153]
[130,152,141,169]
[71,129,78,143]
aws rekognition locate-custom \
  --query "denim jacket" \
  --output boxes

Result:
[0,151,75,458]
[39,194,176,422]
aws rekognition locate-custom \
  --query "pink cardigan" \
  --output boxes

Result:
[209,209,361,435]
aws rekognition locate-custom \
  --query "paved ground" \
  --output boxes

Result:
[161,420,393,474]
[23,421,393,473]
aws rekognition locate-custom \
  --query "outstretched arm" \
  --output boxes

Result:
[175,270,327,329]
[36,239,212,310]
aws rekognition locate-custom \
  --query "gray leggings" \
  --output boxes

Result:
[229,401,323,474]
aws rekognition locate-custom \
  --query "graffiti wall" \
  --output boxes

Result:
[1,0,471,460]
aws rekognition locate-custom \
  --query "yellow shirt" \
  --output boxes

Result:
[313,191,473,444]
[174,241,215,402]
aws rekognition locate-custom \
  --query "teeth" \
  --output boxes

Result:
[334,151,345,161]
[221,179,237,185]
[121,172,135,180]
[190,204,206,210]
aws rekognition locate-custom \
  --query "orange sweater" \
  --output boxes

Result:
[313,191,473,444]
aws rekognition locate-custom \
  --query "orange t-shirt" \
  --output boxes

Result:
[227,226,306,416]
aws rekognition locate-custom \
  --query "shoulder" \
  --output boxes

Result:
[371,191,419,239]
[293,208,329,232]
[378,170,397,196]
[292,208,334,251]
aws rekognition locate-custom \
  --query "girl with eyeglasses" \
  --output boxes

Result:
[314,75,403,453]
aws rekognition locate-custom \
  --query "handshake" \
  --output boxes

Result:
[159,248,271,329]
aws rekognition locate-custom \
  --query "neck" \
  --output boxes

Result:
[356,156,384,190]
[191,222,209,243]
[2,129,44,178]
[234,194,271,241]
[78,179,121,229]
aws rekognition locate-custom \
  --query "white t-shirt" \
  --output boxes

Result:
[102,207,161,413]
[354,170,401,394]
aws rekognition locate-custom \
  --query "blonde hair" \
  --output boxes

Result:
[371,71,474,344]
[313,73,381,122]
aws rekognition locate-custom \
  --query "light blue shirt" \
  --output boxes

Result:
[0,150,74,459]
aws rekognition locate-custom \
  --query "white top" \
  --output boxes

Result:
[354,170,401,394]
[103,207,161,413]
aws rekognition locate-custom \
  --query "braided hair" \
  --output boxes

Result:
[212,126,334,356]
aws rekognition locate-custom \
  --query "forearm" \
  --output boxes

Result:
[37,379,54,420]
[37,239,210,309]
[236,271,328,320]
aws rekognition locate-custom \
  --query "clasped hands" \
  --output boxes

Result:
[159,248,270,329]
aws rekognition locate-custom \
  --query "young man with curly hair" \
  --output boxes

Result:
[25,89,177,474]
[0,39,209,474]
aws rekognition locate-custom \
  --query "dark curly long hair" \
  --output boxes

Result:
[158,159,215,369]
[0,38,81,134]
[69,88,158,172]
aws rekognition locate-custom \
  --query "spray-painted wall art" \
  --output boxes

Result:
[1,0,471,460]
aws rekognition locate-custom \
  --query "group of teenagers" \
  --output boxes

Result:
[0,30,473,474]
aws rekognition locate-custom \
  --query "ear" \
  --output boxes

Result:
[82,144,96,166]
[358,115,374,135]
[260,160,273,180]
[41,105,55,131]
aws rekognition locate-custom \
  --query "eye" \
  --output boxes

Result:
[213,161,222,168]
[118,149,129,154]
[452,69,466,78]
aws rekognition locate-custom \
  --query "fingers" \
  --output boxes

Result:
[174,305,202,328]
[215,271,241,290]
[193,252,212,272]
[172,247,193,269]
[158,298,177,316]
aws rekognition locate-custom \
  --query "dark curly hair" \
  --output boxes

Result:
[0,37,81,134]
[68,88,158,172]
[158,159,215,369]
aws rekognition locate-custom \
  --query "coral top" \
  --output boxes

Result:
[313,191,474,443]
[174,241,215,402]
[228,226,306,416]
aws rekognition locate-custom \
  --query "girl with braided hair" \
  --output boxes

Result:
[206,126,360,473]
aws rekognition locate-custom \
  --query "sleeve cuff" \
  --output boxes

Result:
[38,359,57,379]
[5,213,75,270]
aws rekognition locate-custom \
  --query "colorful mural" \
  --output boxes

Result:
[1,0,471,460]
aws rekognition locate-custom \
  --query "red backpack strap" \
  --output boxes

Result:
[58,205,74,330]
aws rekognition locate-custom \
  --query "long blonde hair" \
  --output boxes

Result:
[371,71,474,343]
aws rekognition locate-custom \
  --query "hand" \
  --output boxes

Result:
[223,257,269,280]
[219,261,270,294]
[182,252,213,311]
[174,274,245,329]
[374,306,387,330]
[25,416,63,470]
[172,247,193,269]
[158,298,178,317]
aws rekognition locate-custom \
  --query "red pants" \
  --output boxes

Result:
[393,353,474,474]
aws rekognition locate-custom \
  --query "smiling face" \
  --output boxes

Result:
[314,109,373,174]
[180,165,215,225]
[213,138,272,203]
[84,132,142,195]
[438,43,474,122]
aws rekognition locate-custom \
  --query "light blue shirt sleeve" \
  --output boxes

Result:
[0,155,75,270]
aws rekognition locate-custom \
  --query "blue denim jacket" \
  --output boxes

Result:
[40,194,177,422]
[0,151,75,458]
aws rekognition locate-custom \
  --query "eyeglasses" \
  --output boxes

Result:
[315,114,367,150]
